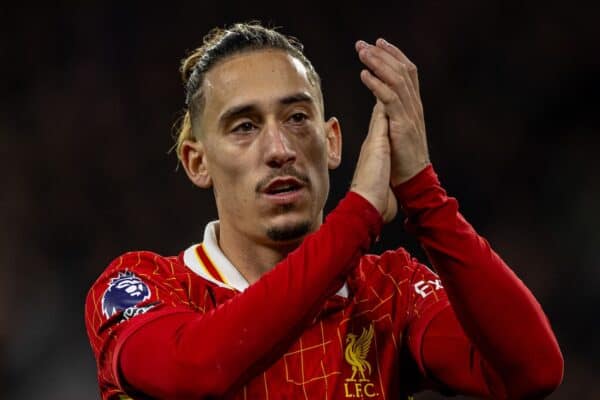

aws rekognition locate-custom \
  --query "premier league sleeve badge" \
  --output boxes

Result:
[101,271,152,319]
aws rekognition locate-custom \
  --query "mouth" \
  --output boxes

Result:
[265,178,303,194]
[261,177,306,203]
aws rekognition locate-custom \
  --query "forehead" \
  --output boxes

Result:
[202,49,317,117]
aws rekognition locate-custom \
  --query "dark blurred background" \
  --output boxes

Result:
[2,1,598,399]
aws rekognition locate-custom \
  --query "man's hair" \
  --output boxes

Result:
[174,22,323,160]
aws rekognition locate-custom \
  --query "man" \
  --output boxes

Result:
[85,22,563,399]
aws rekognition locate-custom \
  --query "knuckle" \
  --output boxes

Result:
[383,92,399,104]
[393,78,407,93]
[373,102,384,113]
[395,63,406,75]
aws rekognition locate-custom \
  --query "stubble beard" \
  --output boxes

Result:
[265,203,312,242]
[266,220,312,242]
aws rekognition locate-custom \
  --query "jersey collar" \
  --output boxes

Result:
[183,221,348,298]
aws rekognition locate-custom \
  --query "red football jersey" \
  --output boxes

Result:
[85,166,563,399]
[86,235,446,399]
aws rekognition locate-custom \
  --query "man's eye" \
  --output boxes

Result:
[232,122,256,134]
[289,113,308,123]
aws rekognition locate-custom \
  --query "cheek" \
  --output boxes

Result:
[305,130,330,168]
[300,132,330,188]
[206,143,255,199]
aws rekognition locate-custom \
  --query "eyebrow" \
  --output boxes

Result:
[218,92,315,126]
[280,92,313,106]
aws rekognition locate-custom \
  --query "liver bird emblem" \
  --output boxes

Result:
[344,324,375,382]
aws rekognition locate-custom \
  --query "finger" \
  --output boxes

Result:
[363,105,389,161]
[365,42,424,133]
[359,42,418,98]
[374,39,415,70]
[366,101,384,137]
[375,38,420,95]
[369,101,388,140]
[355,40,368,52]
[367,42,424,120]
[357,39,423,125]
[359,69,409,120]
[358,49,420,125]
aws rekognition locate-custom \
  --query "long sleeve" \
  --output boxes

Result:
[394,165,563,399]
[116,192,382,398]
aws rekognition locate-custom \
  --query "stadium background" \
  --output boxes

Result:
[2,2,598,398]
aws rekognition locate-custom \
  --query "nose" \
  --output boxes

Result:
[262,121,297,168]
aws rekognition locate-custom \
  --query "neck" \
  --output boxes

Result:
[216,219,310,285]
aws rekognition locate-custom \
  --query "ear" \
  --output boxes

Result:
[180,139,212,188]
[324,117,342,169]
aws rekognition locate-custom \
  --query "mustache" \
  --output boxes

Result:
[255,165,311,193]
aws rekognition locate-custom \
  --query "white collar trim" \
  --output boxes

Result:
[183,220,348,298]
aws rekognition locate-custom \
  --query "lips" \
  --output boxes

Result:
[263,177,304,195]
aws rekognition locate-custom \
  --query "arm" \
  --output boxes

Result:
[398,166,563,398]
[356,39,563,398]
[117,192,381,398]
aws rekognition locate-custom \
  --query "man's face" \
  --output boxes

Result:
[190,49,341,245]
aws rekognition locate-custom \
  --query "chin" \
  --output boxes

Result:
[266,220,312,242]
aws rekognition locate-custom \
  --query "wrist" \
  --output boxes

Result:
[392,163,440,206]
[390,160,431,187]
[342,190,384,239]
[350,188,384,216]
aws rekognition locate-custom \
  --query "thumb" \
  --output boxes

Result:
[366,101,388,142]
[351,100,393,220]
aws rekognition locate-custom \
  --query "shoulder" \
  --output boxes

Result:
[84,250,189,327]
[84,249,201,351]
[101,250,181,274]
[353,248,441,293]
[350,249,448,327]
[357,248,419,279]
[86,250,184,299]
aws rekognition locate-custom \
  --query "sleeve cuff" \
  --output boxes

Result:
[343,191,384,241]
[391,164,446,216]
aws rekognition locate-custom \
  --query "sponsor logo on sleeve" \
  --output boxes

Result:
[413,279,443,299]
[101,271,151,318]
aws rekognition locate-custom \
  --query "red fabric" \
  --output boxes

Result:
[395,165,564,398]
[85,167,563,400]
